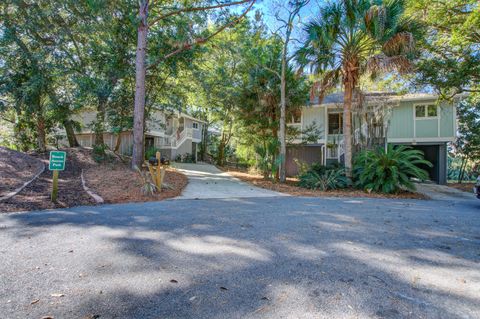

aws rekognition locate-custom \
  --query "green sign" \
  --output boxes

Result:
[49,151,66,171]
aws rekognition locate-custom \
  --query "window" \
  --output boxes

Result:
[192,122,199,129]
[415,104,437,118]
[328,113,343,134]
[415,105,425,118]
[288,109,302,124]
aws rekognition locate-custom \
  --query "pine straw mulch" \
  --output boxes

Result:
[1,147,188,213]
[84,164,188,204]
[222,168,426,200]
[0,146,44,197]
[0,148,97,213]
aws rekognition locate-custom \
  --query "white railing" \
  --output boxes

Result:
[192,128,202,140]
[326,138,345,162]
[337,139,344,162]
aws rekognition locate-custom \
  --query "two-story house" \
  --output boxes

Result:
[68,109,205,161]
[286,92,458,184]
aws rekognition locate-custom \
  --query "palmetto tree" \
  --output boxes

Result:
[298,0,415,175]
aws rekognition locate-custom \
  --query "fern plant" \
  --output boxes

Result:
[299,167,350,191]
[353,145,432,193]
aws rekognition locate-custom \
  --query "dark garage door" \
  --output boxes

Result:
[286,145,323,177]
[401,144,447,184]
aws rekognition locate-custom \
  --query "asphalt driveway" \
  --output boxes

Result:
[173,163,286,199]
[1,196,479,319]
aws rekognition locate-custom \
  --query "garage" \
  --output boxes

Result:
[394,143,447,185]
[286,145,324,177]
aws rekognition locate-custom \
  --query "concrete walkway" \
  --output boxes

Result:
[415,182,475,201]
[173,163,286,199]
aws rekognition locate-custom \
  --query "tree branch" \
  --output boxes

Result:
[149,0,253,27]
[147,0,256,70]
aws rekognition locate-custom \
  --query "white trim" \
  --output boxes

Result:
[438,104,441,137]
[388,137,455,143]
[413,102,442,139]
[413,103,439,119]
[453,103,457,137]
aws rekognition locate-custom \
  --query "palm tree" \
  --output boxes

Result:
[298,0,415,175]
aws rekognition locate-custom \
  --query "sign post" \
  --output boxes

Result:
[49,151,66,202]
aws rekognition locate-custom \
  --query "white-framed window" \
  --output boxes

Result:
[328,113,343,134]
[415,104,438,118]
[288,109,302,124]
[192,122,199,129]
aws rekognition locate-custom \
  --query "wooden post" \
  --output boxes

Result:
[160,167,166,186]
[51,170,59,202]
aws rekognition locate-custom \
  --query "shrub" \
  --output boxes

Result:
[174,153,196,163]
[353,145,432,193]
[145,147,159,160]
[298,165,350,191]
[134,166,157,196]
[92,143,113,163]
[294,158,309,176]
[255,138,282,180]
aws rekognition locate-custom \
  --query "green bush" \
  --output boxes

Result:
[145,147,159,160]
[92,143,113,163]
[298,165,350,191]
[353,145,432,193]
[175,153,196,163]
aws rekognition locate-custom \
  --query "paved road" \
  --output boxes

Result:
[1,196,479,319]
[173,163,286,199]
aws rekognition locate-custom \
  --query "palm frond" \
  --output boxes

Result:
[382,31,414,55]
[367,53,412,75]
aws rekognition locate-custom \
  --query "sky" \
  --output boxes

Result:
[243,0,326,52]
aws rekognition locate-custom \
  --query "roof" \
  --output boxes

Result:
[179,112,207,124]
[309,91,439,106]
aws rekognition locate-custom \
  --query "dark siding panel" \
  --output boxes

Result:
[286,146,323,177]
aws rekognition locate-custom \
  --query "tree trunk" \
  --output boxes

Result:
[343,82,353,176]
[63,120,79,147]
[36,113,47,152]
[94,99,106,146]
[217,134,226,166]
[131,0,149,169]
[279,52,287,183]
[114,133,122,153]
[458,157,467,184]
[200,122,208,161]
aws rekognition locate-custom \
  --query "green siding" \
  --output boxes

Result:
[387,99,456,140]
[387,101,414,138]
[439,102,455,137]
[302,107,325,138]
[416,119,438,137]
